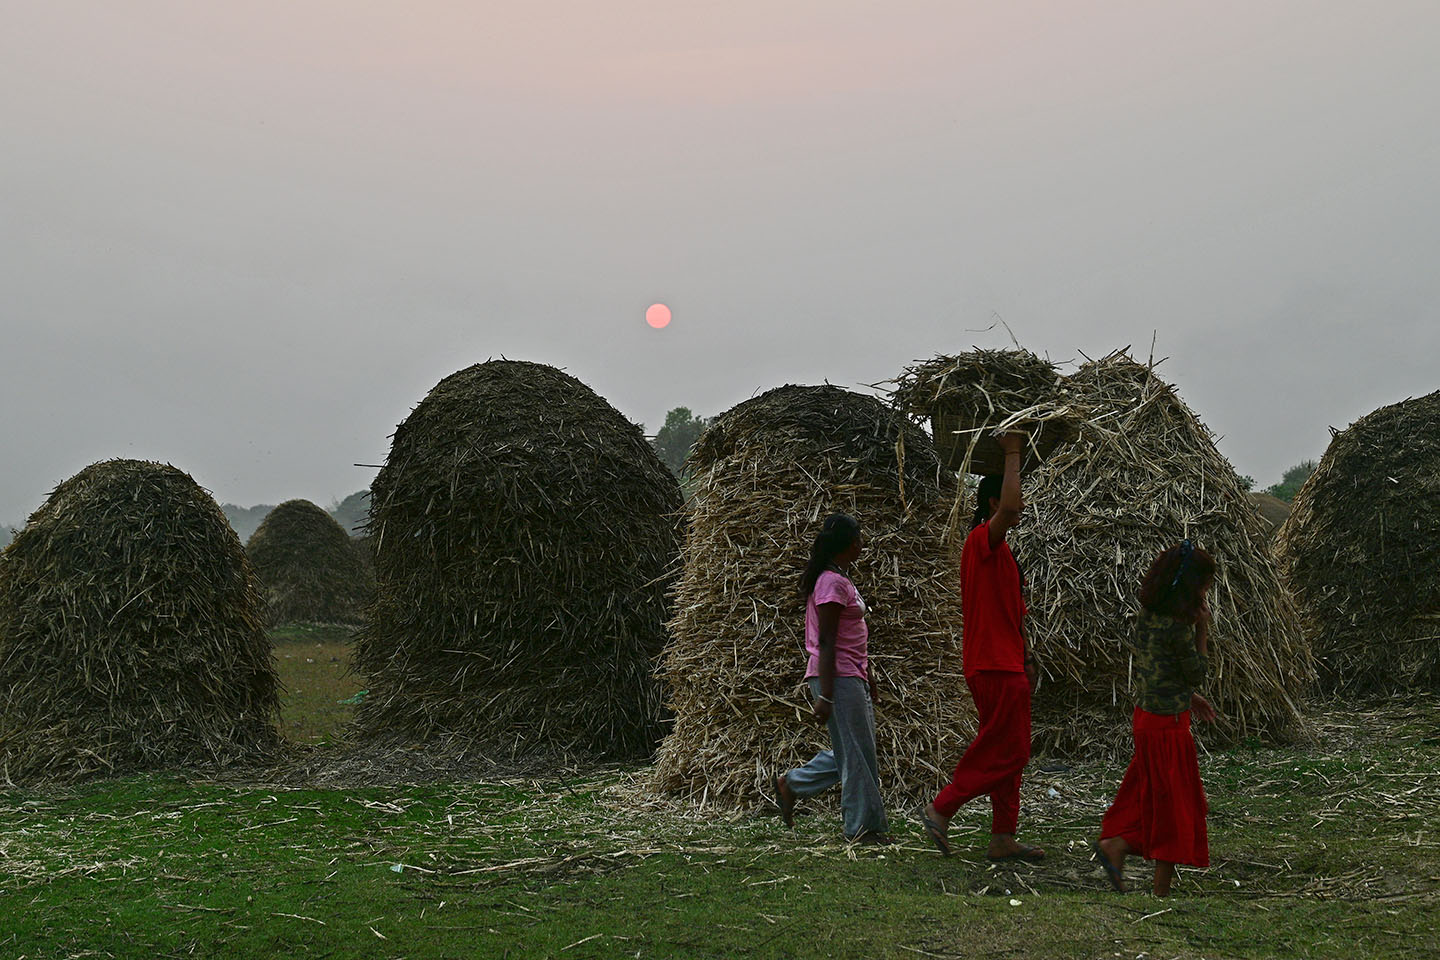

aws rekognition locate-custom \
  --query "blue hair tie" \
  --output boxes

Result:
[1169,539,1194,591]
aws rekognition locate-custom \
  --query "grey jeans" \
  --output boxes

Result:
[784,676,888,839]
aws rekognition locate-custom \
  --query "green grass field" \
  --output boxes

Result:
[0,636,1435,959]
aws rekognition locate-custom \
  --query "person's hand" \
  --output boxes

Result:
[997,431,1026,455]
[868,674,880,705]
[1190,693,1218,724]
[813,697,833,725]
[1024,659,1038,691]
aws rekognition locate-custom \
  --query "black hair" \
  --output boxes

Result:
[799,513,861,599]
[972,474,1005,528]
[1139,540,1217,622]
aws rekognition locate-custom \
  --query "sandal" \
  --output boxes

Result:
[1094,841,1126,892]
[918,807,951,857]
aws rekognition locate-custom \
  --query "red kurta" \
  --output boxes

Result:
[932,522,1032,831]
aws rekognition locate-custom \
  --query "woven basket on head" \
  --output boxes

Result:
[889,349,1081,475]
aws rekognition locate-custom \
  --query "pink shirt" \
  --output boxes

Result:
[804,570,869,679]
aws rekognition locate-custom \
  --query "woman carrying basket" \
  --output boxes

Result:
[920,432,1045,862]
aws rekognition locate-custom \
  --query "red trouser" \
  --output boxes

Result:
[932,670,1031,833]
[1100,707,1210,867]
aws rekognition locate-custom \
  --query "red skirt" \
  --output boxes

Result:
[1100,707,1209,867]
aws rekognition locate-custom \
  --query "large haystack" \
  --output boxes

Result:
[652,385,971,808]
[245,499,375,626]
[0,459,280,784]
[1276,391,1440,692]
[1012,353,1313,754]
[355,360,682,758]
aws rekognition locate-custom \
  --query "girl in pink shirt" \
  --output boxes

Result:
[774,513,890,843]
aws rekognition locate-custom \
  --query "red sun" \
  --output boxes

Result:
[646,303,671,329]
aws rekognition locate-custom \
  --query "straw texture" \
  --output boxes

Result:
[651,385,972,809]
[888,349,1080,475]
[0,459,280,785]
[1013,353,1313,755]
[354,360,682,759]
[246,499,375,626]
[1276,390,1440,692]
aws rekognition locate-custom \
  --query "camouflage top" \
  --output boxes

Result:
[1130,608,1207,715]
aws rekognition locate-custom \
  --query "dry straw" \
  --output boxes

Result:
[1248,492,1291,542]
[354,360,682,759]
[1013,352,1313,754]
[0,459,280,785]
[1276,390,1440,692]
[651,385,973,809]
[888,349,1081,477]
[245,499,375,626]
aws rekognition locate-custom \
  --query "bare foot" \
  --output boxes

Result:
[987,834,1045,861]
[1153,860,1176,897]
[775,774,796,828]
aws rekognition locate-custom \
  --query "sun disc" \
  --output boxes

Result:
[646,303,671,329]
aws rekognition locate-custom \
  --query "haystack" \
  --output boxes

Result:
[355,360,682,759]
[652,385,972,808]
[889,349,1080,474]
[1276,390,1440,692]
[0,459,280,784]
[245,499,375,625]
[1012,353,1313,754]
[1249,492,1291,540]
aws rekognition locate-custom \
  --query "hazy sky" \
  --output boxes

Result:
[3,1,1437,524]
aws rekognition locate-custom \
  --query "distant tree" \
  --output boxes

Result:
[651,407,710,478]
[1266,460,1318,502]
[1237,474,1256,492]
[221,503,277,543]
[328,489,372,535]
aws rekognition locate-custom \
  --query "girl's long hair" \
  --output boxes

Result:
[1138,540,1216,623]
[798,513,861,600]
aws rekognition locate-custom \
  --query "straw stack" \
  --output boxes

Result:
[354,360,682,759]
[0,459,280,784]
[1249,492,1292,541]
[889,349,1080,475]
[651,385,971,809]
[1276,390,1440,692]
[245,499,375,626]
[1012,353,1313,754]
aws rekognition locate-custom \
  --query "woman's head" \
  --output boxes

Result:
[1138,540,1216,622]
[971,474,1005,528]
[799,513,863,598]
